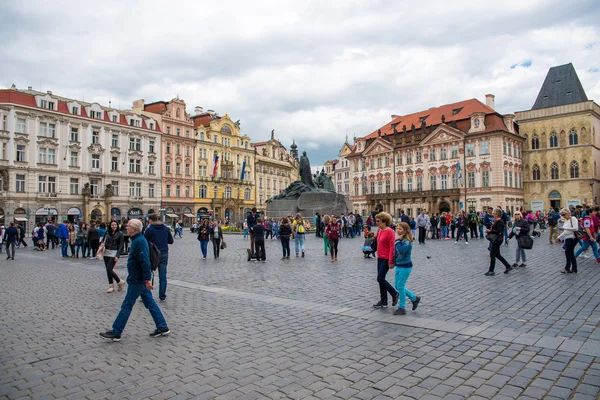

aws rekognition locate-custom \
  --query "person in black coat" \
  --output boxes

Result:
[278,217,293,259]
[103,221,125,293]
[485,209,513,276]
[508,211,530,268]
[208,220,224,259]
[4,222,19,260]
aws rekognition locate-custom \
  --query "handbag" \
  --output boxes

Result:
[517,235,534,250]
[485,232,499,243]
[96,243,106,259]
[220,241,227,250]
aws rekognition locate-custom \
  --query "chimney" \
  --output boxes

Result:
[504,114,515,133]
[47,90,52,95]
[28,86,32,91]
[485,94,495,110]
[194,106,204,115]
[391,114,400,120]
[132,99,145,111]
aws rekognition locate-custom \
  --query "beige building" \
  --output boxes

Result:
[333,141,354,202]
[347,95,524,217]
[516,63,600,210]
[0,86,162,230]
[252,131,299,209]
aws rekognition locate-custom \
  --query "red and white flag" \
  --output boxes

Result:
[211,155,219,176]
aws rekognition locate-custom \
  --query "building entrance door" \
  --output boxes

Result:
[550,200,561,209]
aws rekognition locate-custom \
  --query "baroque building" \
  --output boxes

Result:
[347,95,523,217]
[252,131,299,208]
[333,139,354,202]
[515,63,600,210]
[0,86,162,230]
[134,97,196,226]
[192,108,255,223]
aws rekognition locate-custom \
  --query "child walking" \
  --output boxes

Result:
[392,222,421,315]
[362,232,376,258]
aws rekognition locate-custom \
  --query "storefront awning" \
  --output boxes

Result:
[166,213,179,218]
[15,217,28,221]
[184,213,196,218]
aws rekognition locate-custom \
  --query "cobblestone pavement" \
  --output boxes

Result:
[1,230,599,399]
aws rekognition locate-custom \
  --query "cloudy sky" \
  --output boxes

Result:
[1,0,599,167]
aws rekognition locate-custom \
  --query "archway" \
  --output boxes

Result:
[438,201,451,213]
[90,208,103,222]
[548,190,561,210]
[224,208,235,225]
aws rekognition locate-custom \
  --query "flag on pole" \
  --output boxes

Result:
[240,160,246,180]
[211,155,219,176]
[456,162,462,180]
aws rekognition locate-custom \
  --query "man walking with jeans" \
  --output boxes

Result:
[56,221,69,258]
[144,213,174,302]
[100,219,169,342]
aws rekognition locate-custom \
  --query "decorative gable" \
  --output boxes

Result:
[362,138,393,156]
[420,125,465,146]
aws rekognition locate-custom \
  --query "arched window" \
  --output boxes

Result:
[531,135,540,150]
[225,187,232,199]
[244,188,251,200]
[569,128,578,145]
[570,161,579,178]
[532,164,540,181]
[549,131,558,148]
[550,162,559,179]
[198,185,207,198]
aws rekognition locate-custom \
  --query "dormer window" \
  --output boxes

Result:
[40,100,55,110]
[452,107,463,115]
[72,107,79,115]
[148,122,154,130]
[112,115,118,123]
[90,110,102,119]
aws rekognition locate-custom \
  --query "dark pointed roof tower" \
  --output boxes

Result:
[532,63,588,110]
[290,139,298,161]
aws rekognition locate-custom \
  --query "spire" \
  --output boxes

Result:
[532,63,588,110]
[271,129,275,141]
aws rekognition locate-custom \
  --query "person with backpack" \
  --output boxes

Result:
[145,214,174,302]
[468,210,478,239]
[100,219,169,342]
[278,217,292,260]
[265,218,273,240]
[325,214,341,262]
[547,207,561,244]
[102,221,125,293]
[573,208,599,262]
[392,222,421,315]
[293,213,306,258]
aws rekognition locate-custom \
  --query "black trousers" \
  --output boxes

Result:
[212,238,221,258]
[255,240,265,261]
[489,242,511,272]
[418,227,426,243]
[330,238,339,259]
[469,224,478,238]
[104,256,121,284]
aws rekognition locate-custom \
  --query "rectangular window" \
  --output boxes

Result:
[130,182,137,197]
[508,143,512,157]
[452,173,458,188]
[111,180,119,196]
[40,122,47,137]
[430,175,437,190]
[429,148,436,161]
[176,128,180,136]
[440,148,447,160]
[135,182,141,197]
[149,140,155,153]
[70,178,79,194]
[48,176,56,193]
[407,178,413,192]
[91,154,100,171]
[176,185,181,197]
[48,149,55,164]
[185,164,190,175]
[451,145,459,159]
[482,170,490,188]
[441,174,448,189]
[39,147,47,164]
[148,161,155,174]
[49,124,56,138]
[112,134,118,147]
[92,131,99,144]
[406,152,412,164]
[166,143,170,154]
[70,151,79,167]
[70,128,79,142]
[111,156,118,171]
[112,115,118,123]
[504,170,508,186]
[90,179,99,195]
[468,171,475,188]
[466,143,475,156]
[185,186,190,198]
[16,118,26,133]
[38,176,47,192]
[503,141,507,155]
[416,151,422,163]
[417,176,423,191]
[480,141,489,155]
[16,174,26,192]
[176,163,181,174]
[509,171,513,187]
[165,161,171,174]
[149,183,155,198]
[370,181,374,194]
[398,178,403,191]
[40,100,47,109]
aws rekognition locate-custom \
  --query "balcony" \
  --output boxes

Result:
[37,192,58,200]
[367,188,461,201]
[90,167,102,174]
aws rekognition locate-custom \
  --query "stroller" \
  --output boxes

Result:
[531,229,541,238]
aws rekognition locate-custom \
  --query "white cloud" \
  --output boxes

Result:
[1,0,599,166]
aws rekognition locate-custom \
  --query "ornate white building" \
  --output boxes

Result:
[0,86,162,230]
[347,96,524,217]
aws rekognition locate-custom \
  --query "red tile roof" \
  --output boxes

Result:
[0,89,162,133]
[365,98,495,139]
[144,102,167,114]
[192,114,214,128]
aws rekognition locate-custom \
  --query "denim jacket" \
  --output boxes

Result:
[394,238,413,267]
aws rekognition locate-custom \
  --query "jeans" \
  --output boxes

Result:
[295,233,305,255]
[489,242,511,272]
[441,226,448,238]
[75,244,82,258]
[394,266,416,310]
[61,238,69,257]
[515,246,526,263]
[377,258,398,304]
[330,238,339,259]
[281,238,290,257]
[478,225,484,238]
[574,239,599,259]
[243,228,248,239]
[564,238,578,272]
[103,256,121,284]
[323,237,330,255]
[158,253,169,300]
[199,240,209,258]
[112,283,168,336]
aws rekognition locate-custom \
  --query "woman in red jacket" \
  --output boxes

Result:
[373,212,399,308]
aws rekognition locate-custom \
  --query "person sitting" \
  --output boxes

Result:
[362,232,377,258]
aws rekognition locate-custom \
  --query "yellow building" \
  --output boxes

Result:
[192,108,255,223]
[516,63,600,211]
[252,131,299,209]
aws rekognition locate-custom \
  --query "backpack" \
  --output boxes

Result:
[409,220,416,229]
[296,221,305,234]
[548,214,557,226]
[266,221,273,230]
[147,240,161,271]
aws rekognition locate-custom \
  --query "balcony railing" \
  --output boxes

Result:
[367,188,461,200]
[91,167,102,173]
[37,192,58,199]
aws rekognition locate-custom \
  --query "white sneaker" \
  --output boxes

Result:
[455,241,458,244]
[582,253,590,259]
[465,242,469,245]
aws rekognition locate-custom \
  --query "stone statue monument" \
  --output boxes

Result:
[266,150,348,217]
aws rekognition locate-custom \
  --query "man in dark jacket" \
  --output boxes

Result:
[100,219,169,342]
[16,224,28,248]
[144,214,174,302]
[4,222,19,260]
[45,220,56,249]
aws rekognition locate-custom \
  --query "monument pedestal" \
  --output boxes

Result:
[267,192,348,218]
